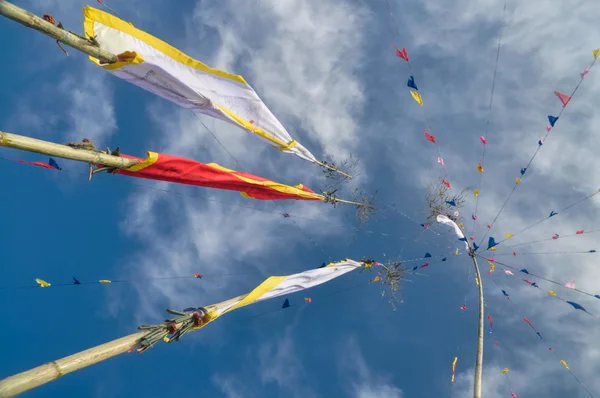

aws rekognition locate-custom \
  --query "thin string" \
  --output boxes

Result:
[488,257,600,301]
[471,1,508,237]
[478,55,598,248]
[488,272,595,397]
[481,189,599,251]
[384,0,447,178]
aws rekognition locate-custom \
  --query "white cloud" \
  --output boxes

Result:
[340,337,404,398]
[189,0,371,160]
[257,324,316,398]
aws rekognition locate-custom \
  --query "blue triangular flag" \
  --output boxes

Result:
[49,158,62,170]
[73,277,81,285]
[442,257,447,262]
[520,167,527,176]
[531,282,538,288]
[548,115,559,127]
[549,211,557,217]
[407,76,418,90]
[538,139,544,146]
[412,266,418,271]
[567,301,586,311]
[282,299,290,309]
[445,200,456,206]
[595,295,600,299]
[502,290,509,297]
[589,250,597,253]
[487,237,497,250]
[424,252,432,258]
[319,262,326,268]
[473,242,479,251]
[520,269,529,274]
[459,237,467,242]
[536,332,542,339]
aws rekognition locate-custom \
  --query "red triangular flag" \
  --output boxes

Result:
[424,130,436,143]
[393,45,409,62]
[553,91,571,107]
[442,179,451,188]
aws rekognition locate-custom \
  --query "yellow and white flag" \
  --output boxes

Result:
[83,7,317,163]
[196,259,362,327]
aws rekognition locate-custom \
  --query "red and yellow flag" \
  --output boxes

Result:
[116,152,324,201]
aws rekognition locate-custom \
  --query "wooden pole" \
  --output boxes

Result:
[0,293,249,397]
[470,254,484,398]
[0,0,117,64]
[0,131,139,169]
[0,331,145,398]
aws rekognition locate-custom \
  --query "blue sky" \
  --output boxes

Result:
[1,0,600,397]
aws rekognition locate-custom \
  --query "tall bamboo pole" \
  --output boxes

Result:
[0,131,139,169]
[0,0,117,64]
[470,253,484,398]
[0,293,248,397]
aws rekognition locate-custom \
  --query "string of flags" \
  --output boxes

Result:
[29,274,205,289]
[477,48,599,244]
[489,276,595,397]
[499,229,600,251]
[481,188,600,251]
[469,0,507,243]
[391,35,446,173]
[488,257,600,302]
[2,156,62,170]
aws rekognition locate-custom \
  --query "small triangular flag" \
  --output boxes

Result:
[548,115,559,127]
[394,45,409,61]
[425,130,436,143]
[553,91,571,107]
[48,158,62,170]
[410,90,424,106]
[407,76,418,90]
[282,298,290,308]
[520,167,527,176]
[593,48,600,60]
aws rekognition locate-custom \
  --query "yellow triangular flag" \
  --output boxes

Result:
[99,279,112,284]
[515,177,521,185]
[594,48,600,60]
[475,277,479,286]
[560,360,570,370]
[454,248,459,255]
[458,223,464,229]
[490,247,497,252]
[474,189,480,197]
[505,232,512,239]
[410,90,424,106]
[548,290,557,296]
[502,368,509,374]
[35,278,51,288]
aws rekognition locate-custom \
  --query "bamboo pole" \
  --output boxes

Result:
[0,293,249,397]
[0,331,145,398]
[470,253,484,398]
[0,131,139,169]
[0,0,117,64]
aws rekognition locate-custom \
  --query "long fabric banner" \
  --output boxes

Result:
[117,151,324,201]
[83,7,317,164]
